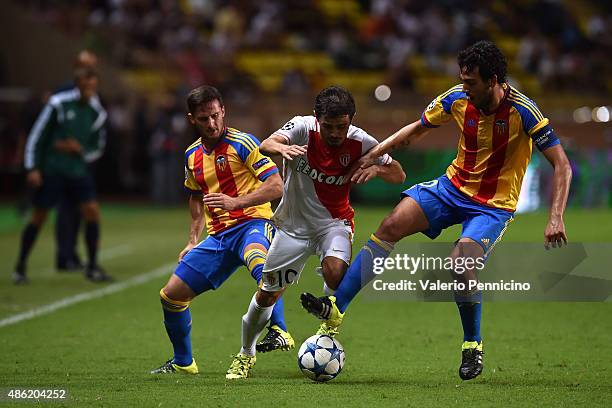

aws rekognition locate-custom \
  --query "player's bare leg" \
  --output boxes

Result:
[375,196,430,242]
[450,238,485,380]
[151,275,199,374]
[321,256,348,291]
[301,197,430,329]
[307,257,349,336]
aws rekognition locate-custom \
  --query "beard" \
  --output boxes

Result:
[473,93,493,111]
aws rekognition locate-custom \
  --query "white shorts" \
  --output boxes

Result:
[261,225,353,292]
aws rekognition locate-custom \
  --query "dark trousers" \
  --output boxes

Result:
[55,196,82,266]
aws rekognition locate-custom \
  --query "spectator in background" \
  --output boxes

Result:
[14,66,111,284]
[149,93,185,204]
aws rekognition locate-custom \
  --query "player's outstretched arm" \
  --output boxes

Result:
[179,194,205,261]
[260,133,307,161]
[203,172,283,211]
[541,144,572,249]
[374,160,406,184]
[360,120,432,168]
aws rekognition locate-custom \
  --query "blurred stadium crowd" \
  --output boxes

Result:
[1,0,610,207]
[20,0,612,94]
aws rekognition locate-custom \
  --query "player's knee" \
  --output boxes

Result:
[376,213,404,242]
[243,244,268,276]
[256,288,281,307]
[321,260,347,290]
[161,275,196,303]
[81,202,100,222]
[30,208,48,227]
[159,287,192,312]
[449,238,484,282]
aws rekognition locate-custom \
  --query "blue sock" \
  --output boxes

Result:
[160,293,193,366]
[335,234,394,313]
[455,291,482,343]
[270,296,287,331]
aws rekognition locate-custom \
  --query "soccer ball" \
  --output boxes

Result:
[297,335,345,382]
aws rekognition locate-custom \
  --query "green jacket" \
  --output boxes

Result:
[24,87,107,177]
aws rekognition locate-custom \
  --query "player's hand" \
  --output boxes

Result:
[344,153,378,184]
[65,138,83,154]
[203,193,240,211]
[350,166,378,184]
[279,144,307,160]
[26,170,42,188]
[358,150,380,170]
[55,138,83,154]
[179,242,197,261]
[544,215,567,249]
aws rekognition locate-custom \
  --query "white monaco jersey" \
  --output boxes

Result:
[272,115,391,238]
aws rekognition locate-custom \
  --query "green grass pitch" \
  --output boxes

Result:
[0,205,610,407]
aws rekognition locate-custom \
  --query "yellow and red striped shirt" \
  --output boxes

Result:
[421,83,557,211]
[184,127,278,235]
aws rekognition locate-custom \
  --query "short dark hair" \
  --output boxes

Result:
[186,85,224,114]
[457,40,507,83]
[314,86,356,120]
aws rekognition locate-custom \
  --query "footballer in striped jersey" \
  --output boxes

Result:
[151,86,293,378]
[301,41,572,381]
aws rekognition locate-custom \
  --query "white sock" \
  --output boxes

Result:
[323,281,335,296]
[240,293,273,356]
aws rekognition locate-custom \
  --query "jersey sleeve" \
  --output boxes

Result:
[83,127,107,163]
[230,132,279,181]
[357,128,392,165]
[273,116,308,145]
[24,103,57,170]
[530,124,560,151]
[420,85,464,128]
[183,148,201,194]
[245,149,279,181]
[84,97,108,163]
[509,95,558,151]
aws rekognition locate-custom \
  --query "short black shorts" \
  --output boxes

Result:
[32,174,96,209]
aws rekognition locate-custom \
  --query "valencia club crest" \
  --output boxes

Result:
[216,154,228,171]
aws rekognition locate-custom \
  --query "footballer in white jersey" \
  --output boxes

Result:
[262,114,396,291]
[273,114,392,238]
[229,87,405,379]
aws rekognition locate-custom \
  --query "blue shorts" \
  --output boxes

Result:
[402,175,514,254]
[33,173,96,209]
[175,219,275,295]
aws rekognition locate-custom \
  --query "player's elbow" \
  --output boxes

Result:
[267,173,284,200]
[555,155,573,183]
[386,162,406,184]
[260,138,275,155]
[395,168,407,184]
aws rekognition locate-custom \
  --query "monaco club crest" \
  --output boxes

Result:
[339,153,351,167]
[215,154,228,171]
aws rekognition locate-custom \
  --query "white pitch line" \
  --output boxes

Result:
[98,244,134,260]
[0,262,175,329]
